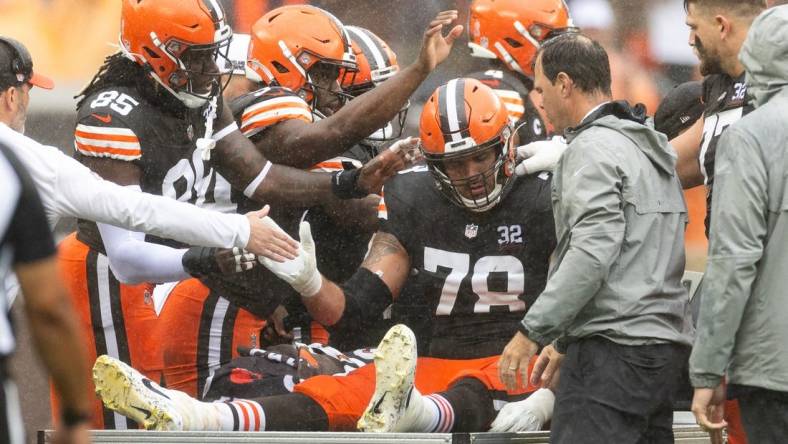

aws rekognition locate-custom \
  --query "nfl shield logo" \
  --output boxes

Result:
[464,224,479,239]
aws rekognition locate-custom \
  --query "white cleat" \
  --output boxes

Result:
[357,324,418,432]
[92,355,184,431]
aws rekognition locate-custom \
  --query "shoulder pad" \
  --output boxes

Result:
[467,70,532,124]
[75,87,145,161]
[230,86,313,138]
[378,167,432,221]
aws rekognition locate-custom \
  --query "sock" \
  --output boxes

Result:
[394,389,455,432]
[215,400,267,431]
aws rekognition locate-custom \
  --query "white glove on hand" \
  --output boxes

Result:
[258,221,322,297]
[489,388,555,432]
[388,136,423,165]
[514,136,568,176]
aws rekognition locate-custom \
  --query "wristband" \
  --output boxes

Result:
[182,246,220,277]
[330,168,368,200]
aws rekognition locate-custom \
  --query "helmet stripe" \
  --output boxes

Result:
[439,78,470,145]
[201,0,225,30]
[361,27,393,68]
[321,8,353,59]
[347,27,386,72]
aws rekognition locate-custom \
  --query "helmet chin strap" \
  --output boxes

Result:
[459,183,503,212]
[147,71,210,109]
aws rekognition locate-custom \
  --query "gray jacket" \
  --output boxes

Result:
[690,6,788,391]
[522,102,693,349]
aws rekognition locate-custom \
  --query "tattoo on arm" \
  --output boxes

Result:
[363,232,407,268]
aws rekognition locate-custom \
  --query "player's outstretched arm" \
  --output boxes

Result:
[305,231,411,326]
[260,11,463,168]
[213,108,413,205]
[260,225,410,327]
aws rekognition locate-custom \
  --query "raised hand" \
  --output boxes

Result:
[415,10,464,74]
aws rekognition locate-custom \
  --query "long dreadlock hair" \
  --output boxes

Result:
[75,52,184,113]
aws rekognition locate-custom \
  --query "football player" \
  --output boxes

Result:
[91,78,558,433]
[466,0,574,175]
[231,20,412,349]
[670,3,767,443]
[673,0,763,228]
[150,19,420,400]
[151,25,412,403]
[60,0,461,428]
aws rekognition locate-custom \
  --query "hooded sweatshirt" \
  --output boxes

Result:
[690,6,788,391]
[522,101,693,349]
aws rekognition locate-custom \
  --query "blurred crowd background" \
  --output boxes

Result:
[0,0,708,267]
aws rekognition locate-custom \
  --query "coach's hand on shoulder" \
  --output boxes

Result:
[514,136,568,176]
[258,222,323,298]
[414,11,463,75]
[499,331,540,392]
[245,205,299,261]
[358,137,421,194]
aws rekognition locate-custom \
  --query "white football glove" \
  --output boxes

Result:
[388,136,423,165]
[258,221,322,298]
[514,136,568,176]
[489,388,555,432]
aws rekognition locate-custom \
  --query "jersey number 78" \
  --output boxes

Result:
[423,247,526,315]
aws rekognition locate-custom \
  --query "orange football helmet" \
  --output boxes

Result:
[420,78,515,212]
[342,26,399,95]
[246,5,357,107]
[342,25,406,144]
[468,0,572,77]
[120,0,233,108]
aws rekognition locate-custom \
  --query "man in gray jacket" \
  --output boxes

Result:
[690,6,788,443]
[498,33,693,443]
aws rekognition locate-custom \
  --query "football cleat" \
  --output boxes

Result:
[93,355,184,430]
[357,324,418,432]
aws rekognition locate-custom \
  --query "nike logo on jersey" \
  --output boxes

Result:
[91,113,112,124]
[717,92,727,103]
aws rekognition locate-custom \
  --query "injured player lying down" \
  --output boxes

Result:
[93,78,558,433]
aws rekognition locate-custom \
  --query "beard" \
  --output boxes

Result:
[694,35,724,76]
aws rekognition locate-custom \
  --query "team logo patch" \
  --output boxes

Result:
[464,224,479,239]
